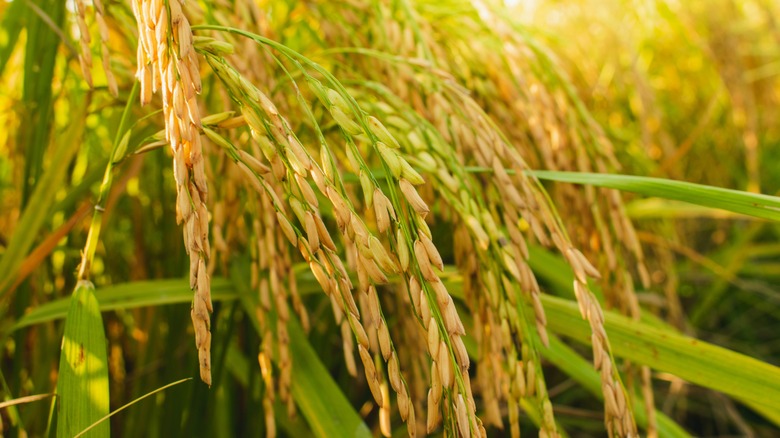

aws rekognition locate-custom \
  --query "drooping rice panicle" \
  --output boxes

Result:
[132,0,212,385]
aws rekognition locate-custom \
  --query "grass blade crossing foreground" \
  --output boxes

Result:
[73,378,192,438]
[529,171,780,221]
[56,281,110,438]
[0,394,53,410]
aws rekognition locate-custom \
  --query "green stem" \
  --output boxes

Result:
[77,83,138,281]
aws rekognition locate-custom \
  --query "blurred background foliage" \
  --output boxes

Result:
[0,0,779,437]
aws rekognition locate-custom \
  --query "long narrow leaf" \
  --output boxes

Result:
[56,281,110,438]
[544,336,690,438]
[529,170,780,221]
[542,294,780,414]
[12,278,237,330]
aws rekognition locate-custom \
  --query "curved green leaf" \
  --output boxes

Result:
[544,336,690,438]
[542,294,780,416]
[12,278,238,331]
[530,171,780,221]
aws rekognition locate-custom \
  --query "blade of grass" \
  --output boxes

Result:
[19,0,66,205]
[73,378,192,438]
[56,281,110,438]
[12,278,237,331]
[0,394,53,410]
[286,317,372,438]
[527,170,780,221]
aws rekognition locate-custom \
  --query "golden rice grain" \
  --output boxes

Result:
[414,240,437,282]
[456,394,469,438]
[397,229,410,272]
[380,381,391,437]
[426,388,441,433]
[427,317,440,358]
[358,344,383,406]
[378,320,392,360]
[409,276,422,315]
[400,179,430,217]
[420,233,443,271]
[438,341,453,388]
[388,352,402,393]
[430,360,442,404]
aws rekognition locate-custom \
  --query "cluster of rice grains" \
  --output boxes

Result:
[73,0,118,96]
[200,46,475,435]
[131,0,213,385]
[129,0,649,436]
[305,0,651,436]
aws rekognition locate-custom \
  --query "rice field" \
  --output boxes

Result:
[1,0,779,436]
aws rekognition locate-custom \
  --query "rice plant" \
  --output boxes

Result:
[1,0,779,436]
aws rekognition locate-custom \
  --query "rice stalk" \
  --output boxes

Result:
[131,0,212,385]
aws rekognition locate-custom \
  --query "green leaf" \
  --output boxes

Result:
[544,336,690,438]
[529,171,780,221]
[56,281,110,438]
[12,278,238,331]
[287,317,372,438]
[542,294,780,416]
[20,0,66,204]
